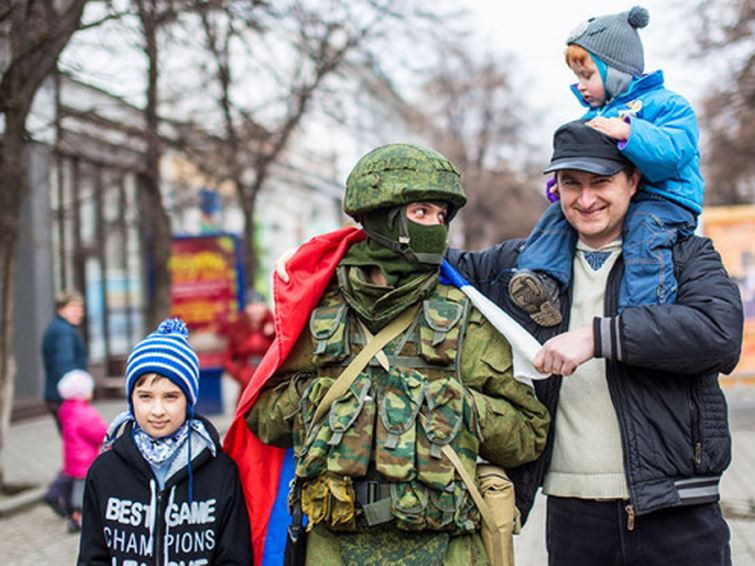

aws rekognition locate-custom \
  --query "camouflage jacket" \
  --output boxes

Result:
[246,280,549,535]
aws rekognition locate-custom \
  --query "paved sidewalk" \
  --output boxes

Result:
[1,385,754,565]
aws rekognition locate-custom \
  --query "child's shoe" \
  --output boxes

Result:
[508,270,562,327]
[43,493,68,518]
[67,511,82,533]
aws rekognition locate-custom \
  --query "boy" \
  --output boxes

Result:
[77,318,252,565]
[511,6,702,327]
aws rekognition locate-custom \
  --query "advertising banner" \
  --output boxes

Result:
[170,234,244,369]
[702,205,755,384]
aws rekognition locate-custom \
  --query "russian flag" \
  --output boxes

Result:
[440,259,548,386]
[224,227,366,566]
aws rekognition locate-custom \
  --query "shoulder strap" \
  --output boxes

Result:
[311,304,419,424]
[419,413,506,566]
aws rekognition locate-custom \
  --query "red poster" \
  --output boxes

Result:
[169,234,243,368]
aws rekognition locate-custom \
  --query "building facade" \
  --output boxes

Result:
[12,74,343,416]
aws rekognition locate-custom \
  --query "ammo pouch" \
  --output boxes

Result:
[477,464,520,566]
[420,412,519,566]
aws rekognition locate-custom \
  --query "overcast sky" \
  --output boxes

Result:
[466,0,703,143]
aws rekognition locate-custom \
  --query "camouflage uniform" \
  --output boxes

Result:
[246,144,550,566]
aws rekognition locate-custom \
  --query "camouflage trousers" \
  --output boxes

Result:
[305,523,489,566]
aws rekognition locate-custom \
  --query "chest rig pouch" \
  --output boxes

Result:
[296,284,483,534]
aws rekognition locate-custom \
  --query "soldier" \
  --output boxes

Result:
[242,143,550,565]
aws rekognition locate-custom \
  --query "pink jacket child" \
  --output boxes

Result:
[57,370,108,480]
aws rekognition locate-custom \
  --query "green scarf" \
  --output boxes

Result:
[337,265,436,332]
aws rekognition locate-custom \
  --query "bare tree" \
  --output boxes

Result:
[691,0,755,204]
[190,0,448,284]
[0,0,90,488]
[413,46,546,249]
[134,0,180,327]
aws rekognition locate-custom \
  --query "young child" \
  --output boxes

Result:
[57,369,108,532]
[77,318,252,565]
[511,5,702,326]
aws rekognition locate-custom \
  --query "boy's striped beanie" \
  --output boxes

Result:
[125,318,200,413]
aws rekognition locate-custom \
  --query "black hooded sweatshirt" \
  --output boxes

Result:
[77,415,252,565]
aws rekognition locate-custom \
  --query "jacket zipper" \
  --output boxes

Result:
[604,261,640,528]
[603,262,636,499]
[625,504,635,531]
[155,489,164,566]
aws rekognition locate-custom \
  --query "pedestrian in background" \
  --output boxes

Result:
[223,290,275,406]
[56,369,107,533]
[41,290,87,517]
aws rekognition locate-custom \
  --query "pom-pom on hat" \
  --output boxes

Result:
[567,6,650,76]
[58,369,95,400]
[125,318,200,414]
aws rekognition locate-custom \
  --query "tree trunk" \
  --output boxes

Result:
[0,116,28,488]
[241,193,258,289]
[139,0,172,329]
[0,0,89,490]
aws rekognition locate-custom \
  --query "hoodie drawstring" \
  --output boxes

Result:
[187,417,194,504]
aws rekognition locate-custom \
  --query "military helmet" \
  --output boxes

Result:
[344,143,467,219]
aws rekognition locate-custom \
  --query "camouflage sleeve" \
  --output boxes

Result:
[245,327,316,447]
[460,308,550,468]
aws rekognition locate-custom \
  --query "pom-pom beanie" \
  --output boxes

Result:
[125,318,199,415]
[567,6,650,76]
[58,369,95,401]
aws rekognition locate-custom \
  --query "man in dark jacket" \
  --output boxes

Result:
[42,290,88,421]
[448,120,743,566]
[41,290,88,516]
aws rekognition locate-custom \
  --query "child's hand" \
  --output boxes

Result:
[545,177,560,203]
[587,117,630,141]
[274,247,297,283]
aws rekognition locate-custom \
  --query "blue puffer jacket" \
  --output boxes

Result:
[448,234,743,521]
[41,315,88,403]
[572,71,704,214]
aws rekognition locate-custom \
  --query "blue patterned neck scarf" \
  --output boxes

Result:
[133,422,189,466]
[582,250,612,271]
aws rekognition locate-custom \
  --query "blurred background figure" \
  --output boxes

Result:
[41,291,87,518]
[56,370,107,533]
[223,290,275,407]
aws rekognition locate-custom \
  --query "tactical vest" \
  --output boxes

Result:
[293,281,483,534]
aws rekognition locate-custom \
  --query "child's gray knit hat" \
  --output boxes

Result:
[567,6,650,76]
